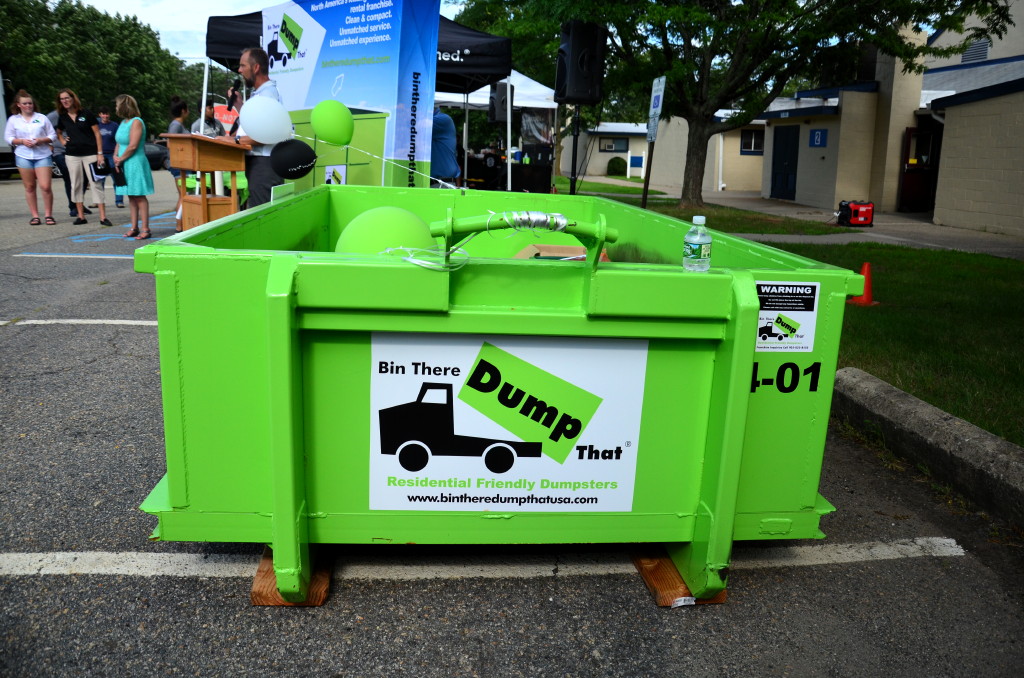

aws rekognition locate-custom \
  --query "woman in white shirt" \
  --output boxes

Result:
[4,90,56,225]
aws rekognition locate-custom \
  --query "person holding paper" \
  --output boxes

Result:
[55,88,111,226]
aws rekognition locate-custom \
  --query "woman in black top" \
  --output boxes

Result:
[55,88,111,226]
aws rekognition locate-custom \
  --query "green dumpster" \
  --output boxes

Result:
[135,184,863,603]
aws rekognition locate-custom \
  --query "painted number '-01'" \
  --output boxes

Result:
[750,362,821,394]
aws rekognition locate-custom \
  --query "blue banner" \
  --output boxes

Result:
[262,0,440,184]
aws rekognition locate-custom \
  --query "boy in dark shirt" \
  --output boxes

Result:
[96,107,123,208]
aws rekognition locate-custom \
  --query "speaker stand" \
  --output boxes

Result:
[569,113,580,195]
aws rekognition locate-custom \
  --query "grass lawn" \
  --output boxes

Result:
[553,175,665,196]
[615,197,857,236]
[556,179,852,235]
[772,242,1024,447]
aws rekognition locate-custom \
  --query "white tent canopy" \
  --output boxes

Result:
[435,69,557,110]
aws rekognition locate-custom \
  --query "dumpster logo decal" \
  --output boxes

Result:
[369,333,648,513]
[459,343,603,464]
[755,282,819,352]
[278,14,304,59]
[378,381,545,475]
[265,10,313,69]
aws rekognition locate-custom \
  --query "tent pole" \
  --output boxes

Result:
[505,78,512,191]
[463,93,469,188]
[553,105,560,192]
[200,58,210,136]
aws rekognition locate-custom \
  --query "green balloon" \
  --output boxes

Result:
[335,206,437,255]
[311,99,354,146]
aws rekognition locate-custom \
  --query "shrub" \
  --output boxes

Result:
[606,156,627,176]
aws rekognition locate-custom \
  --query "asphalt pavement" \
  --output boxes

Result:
[1,174,1023,676]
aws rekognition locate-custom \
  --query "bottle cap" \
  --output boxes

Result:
[692,216,705,225]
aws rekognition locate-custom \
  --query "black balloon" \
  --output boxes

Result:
[270,139,317,179]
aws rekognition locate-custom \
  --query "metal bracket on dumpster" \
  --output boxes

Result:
[265,255,311,603]
[665,271,761,599]
[430,210,617,272]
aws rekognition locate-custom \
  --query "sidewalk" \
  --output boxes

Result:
[583,177,1024,261]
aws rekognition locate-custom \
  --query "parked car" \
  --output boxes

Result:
[145,141,169,171]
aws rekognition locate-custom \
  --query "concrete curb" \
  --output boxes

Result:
[832,367,1024,527]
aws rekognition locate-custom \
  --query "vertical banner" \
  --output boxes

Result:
[262,0,440,187]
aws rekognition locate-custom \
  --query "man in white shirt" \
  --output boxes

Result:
[219,47,284,208]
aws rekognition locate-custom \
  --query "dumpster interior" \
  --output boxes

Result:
[157,185,836,273]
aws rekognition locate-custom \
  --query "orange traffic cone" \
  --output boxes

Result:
[847,262,880,306]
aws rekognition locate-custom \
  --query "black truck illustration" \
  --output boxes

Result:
[267,31,289,69]
[759,321,786,341]
[379,382,542,474]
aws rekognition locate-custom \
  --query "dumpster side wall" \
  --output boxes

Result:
[154,255,279,520]
[732,271,851,539]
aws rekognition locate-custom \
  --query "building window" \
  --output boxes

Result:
[599,137,628,152]
[961,39,990,63]
[740,129,764,155]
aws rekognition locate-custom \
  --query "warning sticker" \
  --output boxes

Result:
[755,281,819,352]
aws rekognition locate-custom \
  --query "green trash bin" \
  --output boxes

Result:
[135,185,863,603]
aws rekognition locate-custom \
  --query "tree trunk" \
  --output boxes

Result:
[678,119,714,207]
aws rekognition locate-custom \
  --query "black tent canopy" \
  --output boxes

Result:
[203,14,511,92]
[205,12,261,72]
[434,17,511,93]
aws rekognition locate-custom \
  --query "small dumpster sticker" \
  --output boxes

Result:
[370,333,648,512]
[755,281,819,352]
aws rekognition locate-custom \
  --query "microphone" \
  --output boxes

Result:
[227,79,242,111]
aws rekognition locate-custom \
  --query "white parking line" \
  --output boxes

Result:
[0,552,257,578]
[731,537,965,570]
[1,319,157,326]
[0,538,964,580]
[13,253,135,259]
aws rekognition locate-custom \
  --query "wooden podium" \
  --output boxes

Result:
[161,133,250,230]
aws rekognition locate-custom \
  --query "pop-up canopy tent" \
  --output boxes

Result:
[435,69,556,110]
[436,70,558,187]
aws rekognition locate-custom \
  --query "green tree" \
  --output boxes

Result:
[1,0,184,134]
[456,0,1014,206]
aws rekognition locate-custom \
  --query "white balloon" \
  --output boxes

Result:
[238,96,293,144]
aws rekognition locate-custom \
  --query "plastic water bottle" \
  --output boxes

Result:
[683,216,712,272]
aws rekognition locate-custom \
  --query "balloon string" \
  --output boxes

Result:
[293,134,458,189]
[381,232,479,272]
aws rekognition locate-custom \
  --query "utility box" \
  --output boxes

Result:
[135,184,863,603]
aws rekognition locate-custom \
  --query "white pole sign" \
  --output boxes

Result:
[647,76,666,142]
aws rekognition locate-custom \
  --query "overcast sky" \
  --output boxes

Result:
[79,1,462,63]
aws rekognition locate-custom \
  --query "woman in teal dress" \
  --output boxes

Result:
[112,94,155,240]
